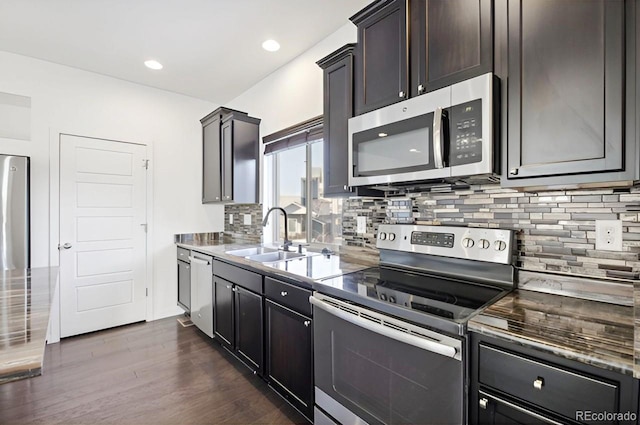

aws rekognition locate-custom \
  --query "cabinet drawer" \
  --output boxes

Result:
[479,344,618,421]
[214,259,262,294]
[177,247,190,263]
[265,277,312,317]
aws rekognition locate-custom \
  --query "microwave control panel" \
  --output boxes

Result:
[449,99,482,166]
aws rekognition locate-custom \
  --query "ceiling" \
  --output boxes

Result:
[0,0,369,103]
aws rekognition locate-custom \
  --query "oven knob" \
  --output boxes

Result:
[389,296,396,304]
[379,232,387,241]
[462,238,475,248]
[388,233,396,241]
[494,240,507,251]
[479,239,490,249]
[380,293,387,301]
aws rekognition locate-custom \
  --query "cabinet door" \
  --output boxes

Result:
[213,276,234,347]
[505,0,626,181]
[221,120,233,202]
[353,0,408,115]
[323,51,354,196]
[235,286,263,374]
[202,117,222,203]
[177,260,190,312]
[265,300,313,419]
[410,0,492,96]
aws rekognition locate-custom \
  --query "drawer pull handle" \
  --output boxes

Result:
[533,378,544,390]
[280,291,288,297]
[304,320,311,327]
[479,398,488,410]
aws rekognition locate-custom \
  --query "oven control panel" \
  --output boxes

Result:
[410,231,455,248]
[377,224,514,265]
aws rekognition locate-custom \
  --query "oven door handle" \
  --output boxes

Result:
[310,296,459,360]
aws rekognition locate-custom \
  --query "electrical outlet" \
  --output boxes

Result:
[595,220,623,251]
[243,214,252,225]
[356,216,367,234]
[228,214,234,225]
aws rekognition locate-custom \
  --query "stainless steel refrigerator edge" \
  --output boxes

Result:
[0,155,30,270]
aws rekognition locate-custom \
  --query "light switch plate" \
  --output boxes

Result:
[243,214,252,225]
[356,216,367,234]
[595,220,622,251]
[228,214,234,225]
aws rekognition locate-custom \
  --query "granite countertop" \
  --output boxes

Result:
[468,289,635,377]
[0,267,59,384]
[176,240,371,288]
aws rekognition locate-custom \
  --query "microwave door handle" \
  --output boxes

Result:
[433,107,445,169]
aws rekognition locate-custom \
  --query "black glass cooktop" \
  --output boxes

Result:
[318,266,505,323]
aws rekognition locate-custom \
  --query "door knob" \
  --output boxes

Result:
[479,398,488,409]
[59,243,72,250]
[533,378,544,390]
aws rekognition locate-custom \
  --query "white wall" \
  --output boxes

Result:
[0,51,221,320]
[228,22,356,140]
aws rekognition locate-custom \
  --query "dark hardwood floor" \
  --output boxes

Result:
[0,316,309,425]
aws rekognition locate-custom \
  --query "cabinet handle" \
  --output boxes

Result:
[215,196,220,200]
[533,378,544,390]
[509,168,519,176]
[398,91,405,98]
[343,185,348,191]
[304,320,311,327]
[479,398,488,410]
[417,84,424,94]
[186,266,189,270]
[280,291,288,297]
[232,287,237,292]
[226,285,232,289]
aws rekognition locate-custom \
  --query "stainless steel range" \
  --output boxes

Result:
[311,224,515,425]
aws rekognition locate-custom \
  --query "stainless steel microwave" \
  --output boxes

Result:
[348,73,496,187]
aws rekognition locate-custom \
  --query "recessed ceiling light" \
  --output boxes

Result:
[144,60,163,70]
[262,39,281,52]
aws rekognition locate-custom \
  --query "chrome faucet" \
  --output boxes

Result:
[262,207,292,251]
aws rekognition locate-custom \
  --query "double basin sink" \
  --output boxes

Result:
[225,246,319,264]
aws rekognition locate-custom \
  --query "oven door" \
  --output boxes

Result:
[311,294,464,425]
[348,86,451,187]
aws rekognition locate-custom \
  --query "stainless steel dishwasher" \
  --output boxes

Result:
[189,252,213,337]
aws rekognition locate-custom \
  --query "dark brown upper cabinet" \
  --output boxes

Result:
[410,0,493,96]
[501,0,638,187]
[350,0,493,116]
[351,0,409,115]
[317,44,355,197]
[200,107,261,203]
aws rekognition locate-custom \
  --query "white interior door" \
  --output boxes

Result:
[59,134,147,338]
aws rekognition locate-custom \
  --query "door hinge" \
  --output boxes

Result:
[142,159,149,169]
[140,223,148,233]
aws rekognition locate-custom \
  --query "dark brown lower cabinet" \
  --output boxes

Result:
[213,276,234,347]
[265,299,313,420]
[177,259,190,313]
[213,275,264,375]
[235,286,263,373]
[471,332,639,425]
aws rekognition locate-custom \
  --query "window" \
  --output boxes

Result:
[263,119,342,245]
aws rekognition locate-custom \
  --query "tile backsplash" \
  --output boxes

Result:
[224,203,263,243]
[342,184,640,283]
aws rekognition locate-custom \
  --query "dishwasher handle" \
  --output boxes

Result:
[189,256,211,266]
[310,295,460,360]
